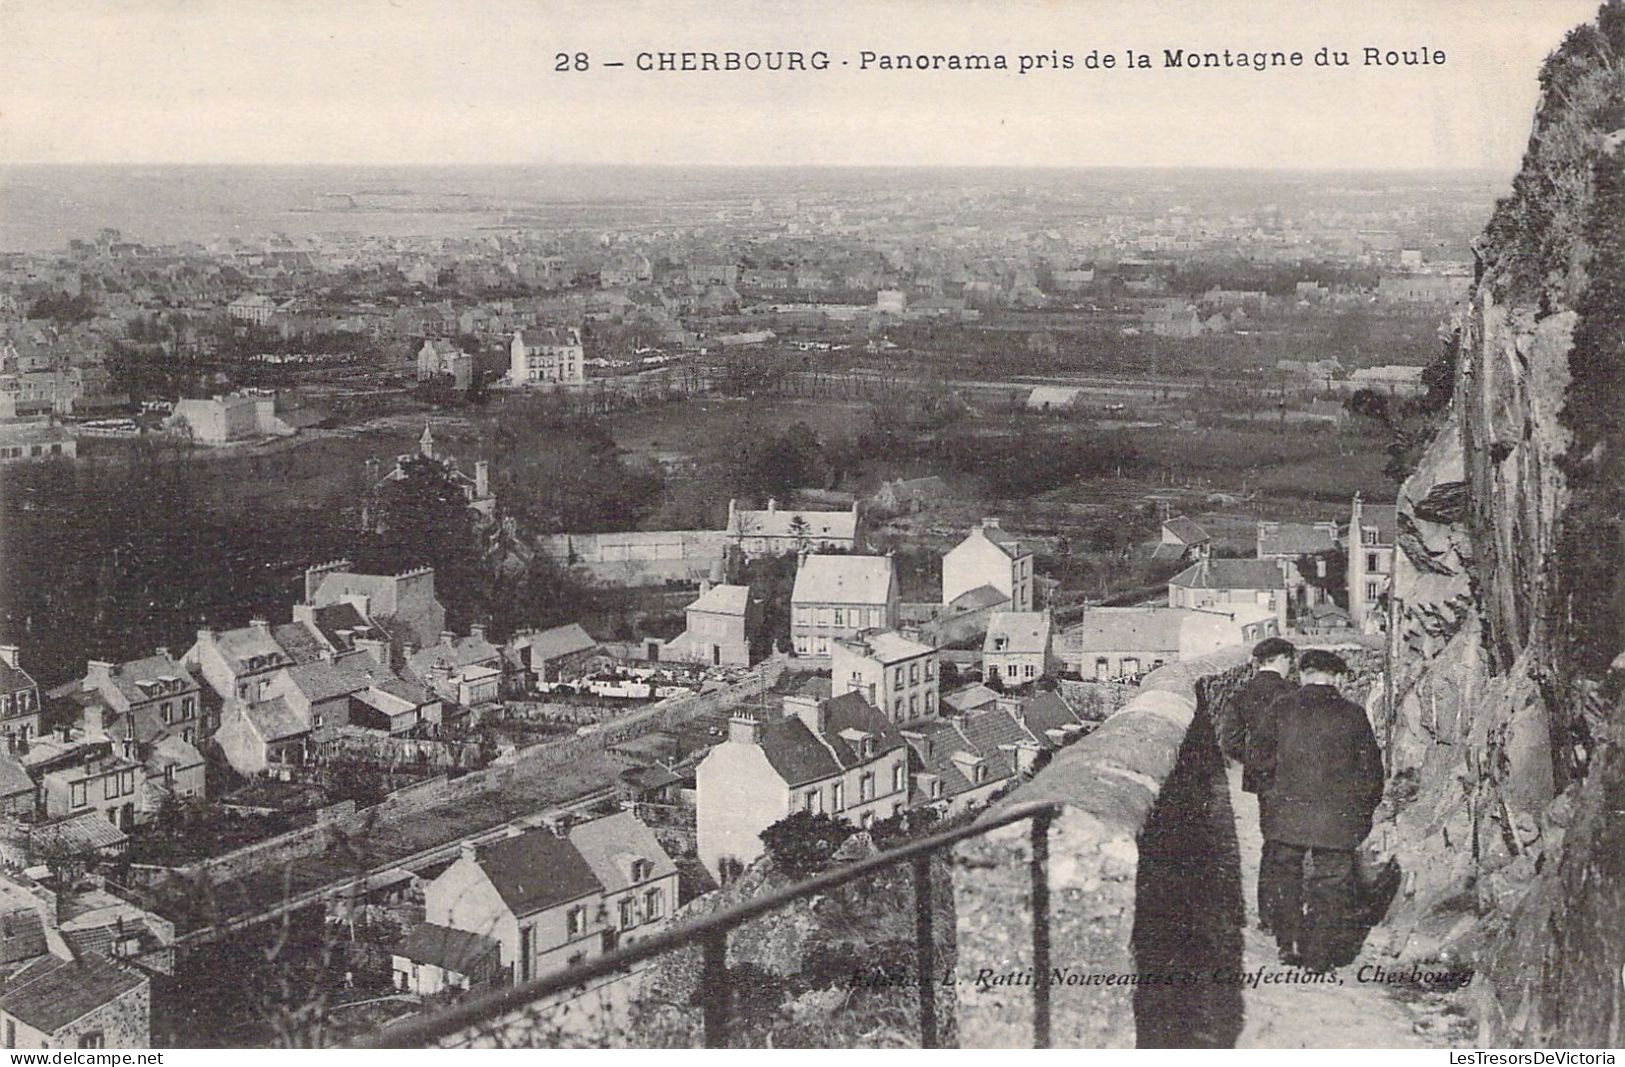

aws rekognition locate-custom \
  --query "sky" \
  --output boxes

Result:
[0,0,1605,172]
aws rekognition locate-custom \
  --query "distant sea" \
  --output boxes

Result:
[0,164,1509,254]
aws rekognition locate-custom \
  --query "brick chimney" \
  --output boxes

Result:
[0,646,17,670]
[469,623,486,643]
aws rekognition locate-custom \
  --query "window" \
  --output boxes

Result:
[162,702,174,724]
[974,764,988,784]
[816,636,828,655]
[892,762,905,793]
[926,691,936,713]
[619,898,635,929]
[833,608,844,627]
[0,695,10,717]
[644,887,664,919]
[182,728,194,745]
[1367,580,1383,600]
[1024,664,1036,679]
[104,775,118,800]
[925,659,934,679]
[182,696,196,719]
[1363,529,1378,545]
[859,772,875,801]
[803,789,818,813]
[893,698,903,718]
[909,694,918,716]
[930,779,943,798]
[1095,657,1109,681]
[893,670,904,691]
[909,662,919,685]
[795,636,811,655]
[868,608,882,627]
[832,781,844,811]
[631,859,651,882]
[566,906,587,937]
[1122,658,1139,677]
[120,770,135,795]
[78,1032,104,1049]
[314,713,324,729]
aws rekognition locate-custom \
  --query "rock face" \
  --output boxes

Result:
[1375,4,1625,1045]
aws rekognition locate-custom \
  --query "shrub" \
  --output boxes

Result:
[759,811,857,879]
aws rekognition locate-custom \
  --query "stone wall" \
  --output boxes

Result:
[951,649,1250,1047]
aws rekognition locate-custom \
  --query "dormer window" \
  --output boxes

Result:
[630,859,652,882]
[974,764,988,784]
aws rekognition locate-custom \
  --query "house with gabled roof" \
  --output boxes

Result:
[413,810,678,988]
[696,691,910,877]
[982,611,1057,689]
[1168,557,1290,630]
[943,518,1034,613]
[0,647,41,742]
[901,708,1033,816]
[1151,516,1212,564]
[790,554,899,656]
[661,583,757,668]
[58,650,205,749]
[726,498,861,558]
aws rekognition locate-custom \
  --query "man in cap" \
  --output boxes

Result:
[1219,636,1297,932]
[1257,649,1384,971]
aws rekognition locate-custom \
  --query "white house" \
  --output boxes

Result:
[508,327,584,386]
[943,519,1034,613]
[790,555,899,656]
[831,629,939,723]
[982,611,1056,689]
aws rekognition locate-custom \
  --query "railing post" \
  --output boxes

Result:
[1031,809,1054,1049]
[912,854,938,1049]
[701,928,729,1047]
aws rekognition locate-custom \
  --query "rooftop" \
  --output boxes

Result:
[791,554,895,606]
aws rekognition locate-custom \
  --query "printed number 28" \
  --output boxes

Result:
[555,52,590,71]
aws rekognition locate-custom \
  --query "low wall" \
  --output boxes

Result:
[951,648,1252,1048]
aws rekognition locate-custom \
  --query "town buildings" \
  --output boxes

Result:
[943,519,1035,614]
[416,339,474,391]
[696,691,909,876]
[725,499,861,557]
[830,629,938,722]
[403,812,678,989]
[1151,516,1212,565]
[164,392,300,445]
[1348,495,1397,632]
[1167,558,1291,631]
[981,611,1056,689]
[508,326,584,386]
[1058,605,1281,680]
[662,583,757,668]
[0,647,42,741]
[790,554,900,656]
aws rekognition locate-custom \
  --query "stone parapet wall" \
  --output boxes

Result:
[952,648,1252,1047]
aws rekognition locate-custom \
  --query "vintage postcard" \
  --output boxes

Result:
[0,0,1620,1054]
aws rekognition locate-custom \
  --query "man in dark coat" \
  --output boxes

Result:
[1219,636,1297,932]
[1256,649,1384,971]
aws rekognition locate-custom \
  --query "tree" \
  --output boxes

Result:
[759,811,856,879]
[1295,548,1349,609]
[361,456,483,629]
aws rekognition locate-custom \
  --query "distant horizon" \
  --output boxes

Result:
[0,161,1514,175]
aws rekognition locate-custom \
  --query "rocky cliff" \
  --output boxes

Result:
[1376,3,1625,1045]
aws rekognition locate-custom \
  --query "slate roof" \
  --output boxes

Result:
[984,612,1052,655]
[101,654,197,705]
[310,602,386,651]
[1150,542,1192,562]
[0,756,34,799]
[282,656,391,704]
[791,555,895,605]
[941,684,1001,714]
[0,911,46,966]
[757,693,905,788]
[0,952,146,1034]
[686,584,750,617]
[474,829,602,918]
[837,630,934,665]
[756,717,841,787]
[567,812,677,894]
[958,707,1042,756]
[405,634,500,683]
[1257,522,1338,557]
[0,661,36,695]
[1062,609,1185,654]
[31,810,128,856]
[1020,691,1088,739]
[212,625,291,673]
[974,523,1028,559]
[394,922,500,976]
[948,584,1009,613]
[527,623,597,662]
[270,622,327,665]
[1169,559,1286,591]
[244,697,307,743]
[1161,517,1210,545]
[1360,505,1398,544]
[730,506,857,542]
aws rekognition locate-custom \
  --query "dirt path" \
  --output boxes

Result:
[1226,764,1466,1048]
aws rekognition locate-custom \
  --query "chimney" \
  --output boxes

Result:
[195,627,215,648]
[154,646,170,661]
[783,694,825,735]
[86,660,114,688]
[470,623,485,643]
[0,646,16,670]
[440,631,456,648]
[249,618,269,637]
[460,839,479,865]
[982,517,1000,531]
[699,578,712,596]
[728,714,762,746]
[727,498,738,529]
[767,498,778,513]
[475,460,489,499]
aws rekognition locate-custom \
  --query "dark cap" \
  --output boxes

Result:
[1298,649,1350,675]
[1251,637,1296,662]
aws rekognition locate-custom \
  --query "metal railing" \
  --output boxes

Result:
[360,799,1061,1049]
